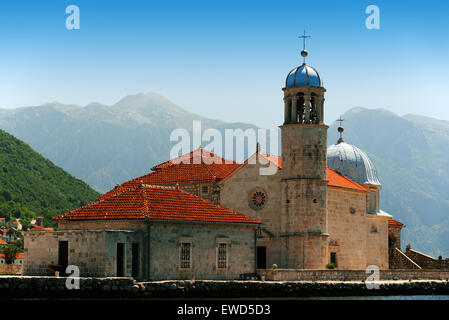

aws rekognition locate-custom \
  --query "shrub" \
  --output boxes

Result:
[326,263,336,269]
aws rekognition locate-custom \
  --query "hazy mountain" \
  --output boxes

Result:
[0,93,258,193]
[1,94,448,257]
[328,107,449,257]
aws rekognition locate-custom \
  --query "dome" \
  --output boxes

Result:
[285,63,322,88]
[327,142,381,186]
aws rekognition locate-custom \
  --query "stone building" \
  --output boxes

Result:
[25,184,260,280]
[24,45,408,279]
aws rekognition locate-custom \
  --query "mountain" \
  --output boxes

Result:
[0,93,259,193]
[328,108,449,257]
[0,129,100,227]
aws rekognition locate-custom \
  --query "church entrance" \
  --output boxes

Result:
[257,246,267,269]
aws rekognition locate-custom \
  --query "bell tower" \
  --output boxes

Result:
[280,32,329,269]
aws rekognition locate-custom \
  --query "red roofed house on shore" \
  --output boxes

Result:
[0,253,24,266]
[24,44,411,280]
[25,181,261,280]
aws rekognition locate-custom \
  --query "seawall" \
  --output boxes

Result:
[2,276,449,299]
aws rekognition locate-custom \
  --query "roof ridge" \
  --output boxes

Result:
[202,161,217,179]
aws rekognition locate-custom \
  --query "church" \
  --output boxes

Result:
[23,45,405,280]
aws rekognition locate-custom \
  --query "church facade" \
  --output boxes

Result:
[24,48,403,280]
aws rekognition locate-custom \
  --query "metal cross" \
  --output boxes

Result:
[337,116,345,127]
[298,30,311,51]
[337,116,345,142]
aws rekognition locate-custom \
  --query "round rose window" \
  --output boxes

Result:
[249,188,267,210]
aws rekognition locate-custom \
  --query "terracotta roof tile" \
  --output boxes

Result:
[388,218,404,226]
[259,153,366,192]
[99,151,367,202]
[327,168,368,192]
[151,148,238,171]
[0,253,23,259]
[98,151,240,201]
[30,225,54,231]
[55,184,261,225]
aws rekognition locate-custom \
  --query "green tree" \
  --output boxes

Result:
[9,239,23,252]
[1,245,19,264]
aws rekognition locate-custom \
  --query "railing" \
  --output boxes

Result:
[390,248,421,269]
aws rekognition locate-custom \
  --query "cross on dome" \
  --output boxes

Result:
[298,30,311,63]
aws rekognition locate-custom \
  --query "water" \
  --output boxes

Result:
[295,295,449,300]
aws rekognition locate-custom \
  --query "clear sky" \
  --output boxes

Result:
[0,0,447,128]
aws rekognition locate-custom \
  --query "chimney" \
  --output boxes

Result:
[36,216,44,227]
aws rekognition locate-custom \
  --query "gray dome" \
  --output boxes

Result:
[327,142,381,185]
[285,63,322,88]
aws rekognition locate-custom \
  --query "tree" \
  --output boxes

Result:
[0,245,19,264]
[9,239,23,252]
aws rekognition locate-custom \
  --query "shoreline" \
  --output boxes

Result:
[1,277,449,299]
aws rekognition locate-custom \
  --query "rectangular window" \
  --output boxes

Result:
[117,243,124,277]
[217,243,227,269]
[131,243,139,278]
[180,242,191,269]
[202,186,209,194]
[58,241,69,268]
[330,252,337,266]
[257,246,267,269]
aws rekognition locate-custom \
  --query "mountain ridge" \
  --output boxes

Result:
[0,95,448,256]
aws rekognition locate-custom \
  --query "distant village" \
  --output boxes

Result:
[0,216,52,272]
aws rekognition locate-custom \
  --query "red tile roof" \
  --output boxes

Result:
[0,239,7,245]
[0,253,24,259]
[30,225,54,231]
[327,168,368,192]
[258,153,366,192]
[151,148,238,171]
[388,218,404,226]
[55,184,261,225]
[99,151,367,202]
[98,150,240,201]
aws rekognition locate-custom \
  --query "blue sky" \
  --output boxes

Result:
[0,0,447,128]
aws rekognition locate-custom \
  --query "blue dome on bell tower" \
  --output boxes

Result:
[285,63,322,88]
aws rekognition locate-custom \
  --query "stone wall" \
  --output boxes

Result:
[179,182,220,204]
[257,268,449,281]
[148,222,257,280]
[365,215,389,269]
[24,230,141,277]
[389,248,421,269]
[219,156,283,268]
[0,264,22,275]
[405,248,440,269]
[2,276,449,299]
[327,187,367,269]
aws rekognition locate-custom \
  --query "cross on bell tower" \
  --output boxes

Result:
[299,30,311,64]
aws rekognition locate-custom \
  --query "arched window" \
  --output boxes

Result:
[296,92,304,123]
[310,93,317,124]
